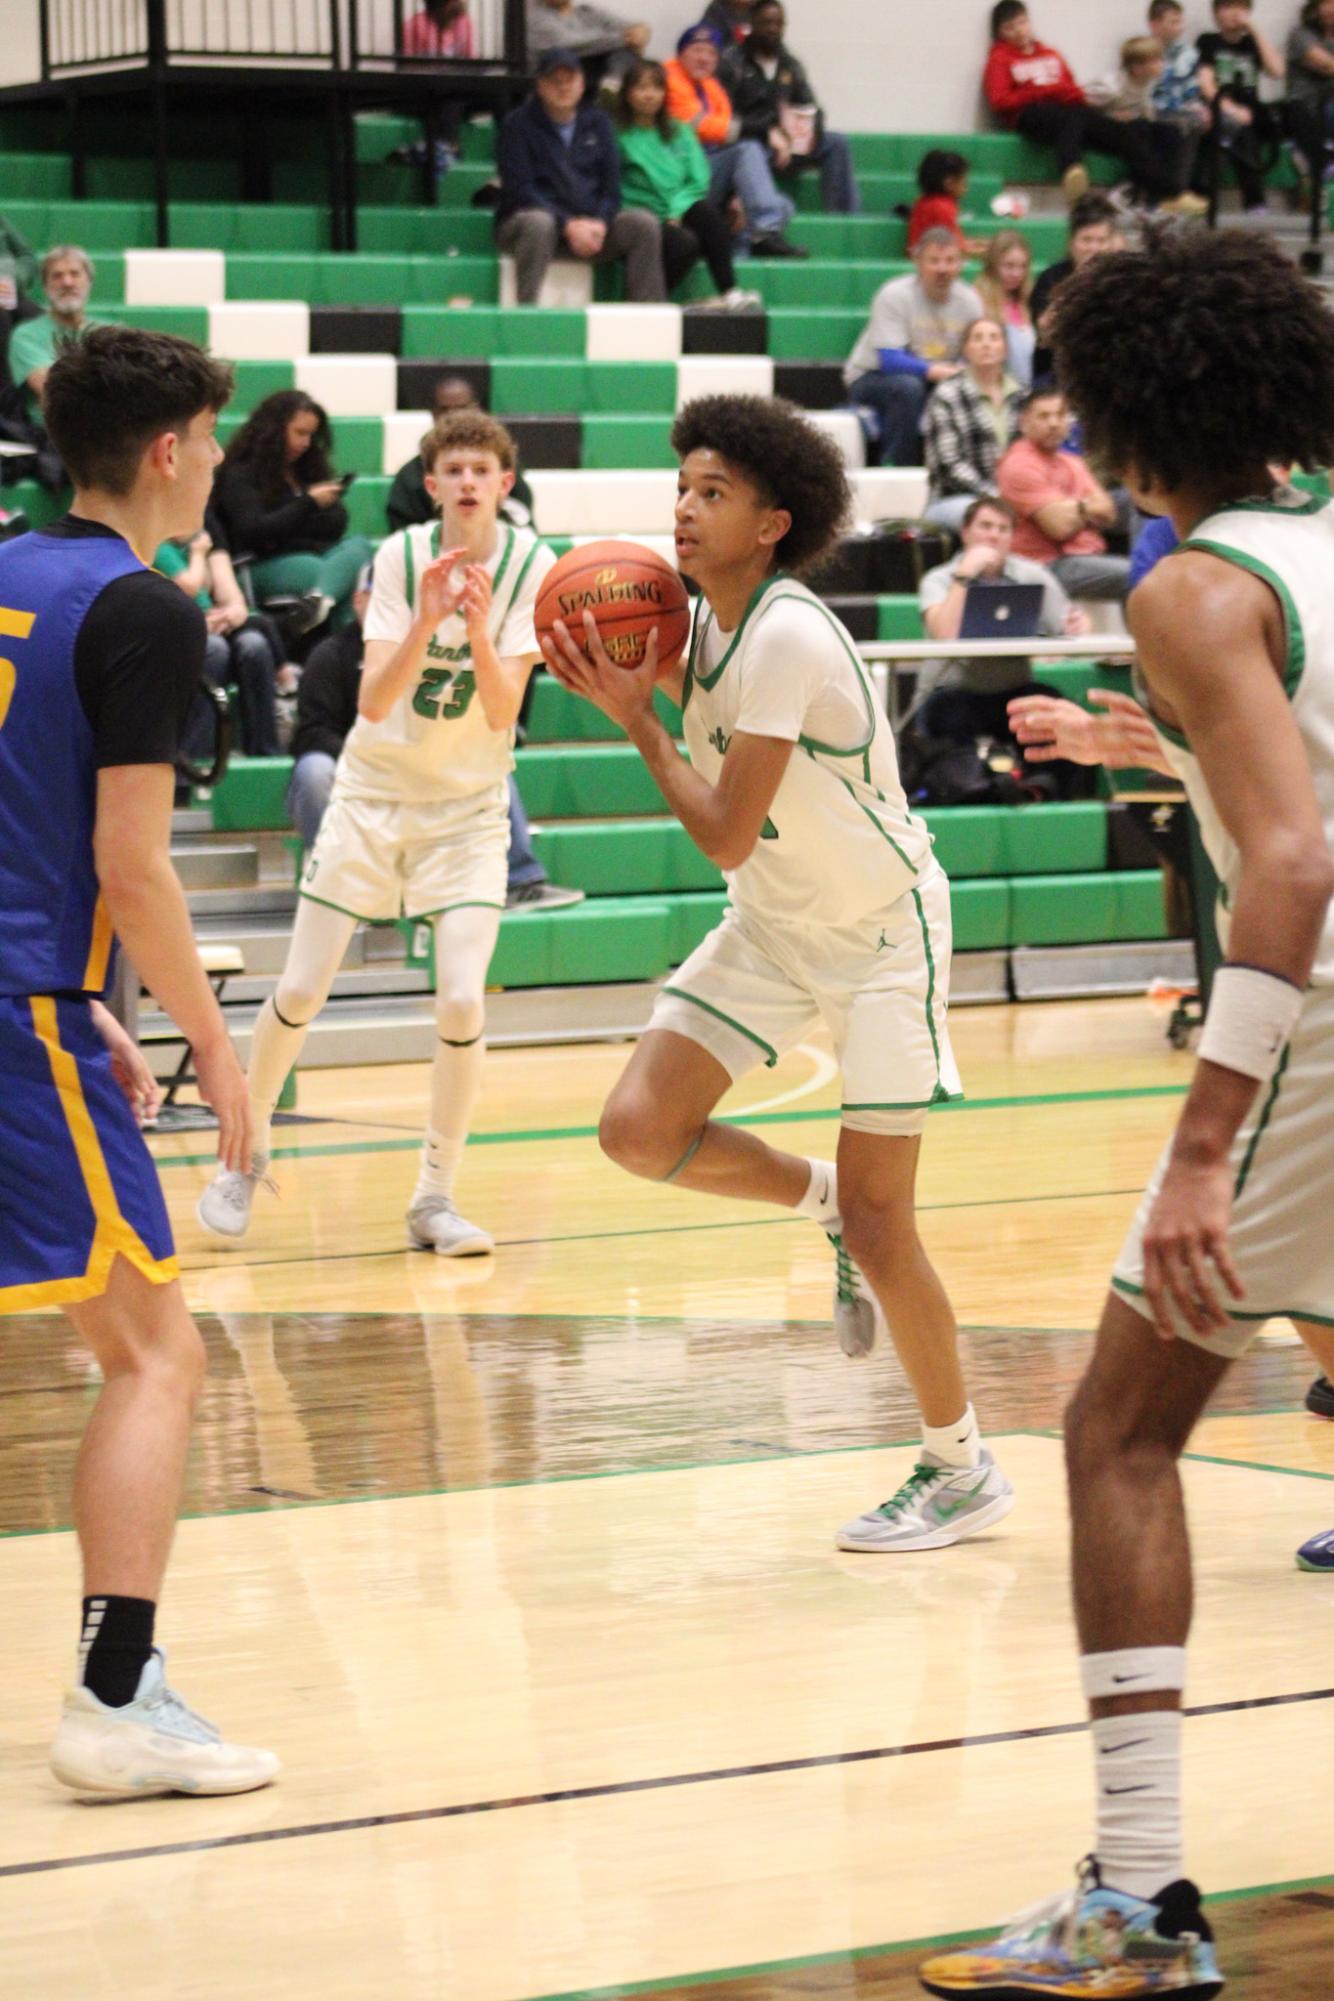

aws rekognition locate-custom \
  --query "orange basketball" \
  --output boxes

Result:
[535,540,691,674]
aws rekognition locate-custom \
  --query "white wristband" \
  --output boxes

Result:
[1197,963,1302,1083]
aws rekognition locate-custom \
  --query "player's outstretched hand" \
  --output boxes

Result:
[194,1033,254,1176]
[418,548,469,628]
[1008,689,1168,772]
[542,611,659,731]
[89,1000,163,1126]
[1141,1154,1245,1341]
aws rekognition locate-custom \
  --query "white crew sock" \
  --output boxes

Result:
[1091,1710,1184,1900]
[246,997,310,1160]
[412,1034,486,1205]
[795,1159,840,1225]
[921,1403,982,1469]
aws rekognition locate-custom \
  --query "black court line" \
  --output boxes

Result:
[6,1684,1333,1883]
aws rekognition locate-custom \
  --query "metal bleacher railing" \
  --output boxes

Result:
[23,0,531,249]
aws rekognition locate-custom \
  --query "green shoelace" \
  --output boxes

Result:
[874,1462,939,1521]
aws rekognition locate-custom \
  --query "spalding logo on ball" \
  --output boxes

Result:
[536,540,691,673]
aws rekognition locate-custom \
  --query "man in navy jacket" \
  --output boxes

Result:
[496,48,666,304]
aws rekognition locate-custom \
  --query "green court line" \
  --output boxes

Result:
[1181,1447,1334,1484]
[149,1082,1187,1172]
[515,1867,1334,2001]
[0,1430,1060,1542]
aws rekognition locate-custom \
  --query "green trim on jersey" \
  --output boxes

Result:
[1112,1274,1334,1328]
[298,886,384,924]
[660,984,779,1066]
[403,526,416,607]
[834,772,919,875]
[842,1090,964,1111]
[1233,1040,1292,1201]
[489,523,516,604]
[1177,536,1307,706]
[691,572,788,692]
[1222,490,1330,520]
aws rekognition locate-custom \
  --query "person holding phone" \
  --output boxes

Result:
[212,391,373,639]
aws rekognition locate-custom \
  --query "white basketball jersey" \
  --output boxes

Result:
[1152,492,1334,986]
[682,574,936,934]
[340,521,553,805]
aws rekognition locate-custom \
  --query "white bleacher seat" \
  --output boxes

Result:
[124,249,225,308]
[584,304,683,362]
[295,355,397,418]
[381,410,431,475]
[807,409,866,470]
[498,256,594,311]
[528,469,675,536]
[209,301,310,361]
[675,354,774,408]
[851,467,930,520]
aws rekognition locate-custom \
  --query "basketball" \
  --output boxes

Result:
[535,540,691,674]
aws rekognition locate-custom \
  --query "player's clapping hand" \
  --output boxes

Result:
[89,1001,163,1126]
[543,611,659,731]
[461,563,492,640]
[1141,1154,1245,1340]
[417,548,469,626]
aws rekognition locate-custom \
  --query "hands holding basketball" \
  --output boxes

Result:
[542,610,661,731]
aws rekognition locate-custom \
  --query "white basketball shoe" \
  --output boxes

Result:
[50,1649,280,1798]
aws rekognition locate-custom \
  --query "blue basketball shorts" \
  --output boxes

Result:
[0,993,177,1314]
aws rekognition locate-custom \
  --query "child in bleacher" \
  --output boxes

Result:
[1196,0,1286,211]
[906,150,988,255]
[1085,35,1206,211]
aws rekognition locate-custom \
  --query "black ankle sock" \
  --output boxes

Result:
[80,1596,156,1708]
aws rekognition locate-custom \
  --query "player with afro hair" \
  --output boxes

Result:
[1050,224,1334,496]
[669,393,852,578]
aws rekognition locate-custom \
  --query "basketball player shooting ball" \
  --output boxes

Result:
[543,394,1015,1555]
[918,228,1334,2000]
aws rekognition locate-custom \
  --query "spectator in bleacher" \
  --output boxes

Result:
[7,245,103,419]
[916,495,1091,787]
[1028,190,1119,382]
[285,569,371,851]
[996,386,1131,601]
[1148,0,1211,185]
[157,513,286,759]
[843,227,984,467]
[403,0,475,54]
[526,0,649,88]
[1285,0,1334,167]
[387,375,535,531]
[975,228,1036,386]
[703,0,752,45]
[1196,0,1285,210]
[615,60,761,305]
[984,1,1192,208]
[0,212,38,362]
[720,0,860,215]
[496,49,667,304]
[907,150,987,254]
[214,390,374,635]
[923,317,1025,531]
[666,25,805,256]
[1084,36,1204,208]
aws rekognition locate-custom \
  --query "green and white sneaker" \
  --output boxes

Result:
[406,1196,494,1257]
[825,1225,885,1358]
[837,1448,1015,1552]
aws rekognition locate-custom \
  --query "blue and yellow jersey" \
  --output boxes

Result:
[0,518,202,998]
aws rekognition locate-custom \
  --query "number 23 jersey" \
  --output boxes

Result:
[340,521,554,805]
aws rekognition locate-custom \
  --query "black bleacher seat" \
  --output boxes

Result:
[310,306,404,353]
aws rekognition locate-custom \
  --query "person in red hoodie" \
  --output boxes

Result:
[985,1,1188,207]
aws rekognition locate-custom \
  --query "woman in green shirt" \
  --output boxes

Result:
[615,61,759,307]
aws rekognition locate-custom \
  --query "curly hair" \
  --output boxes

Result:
[223,389,333,505]
[671,395,851,576]
[419,408,517,472]
[1050,226,1334,490]
[44,324,233,495]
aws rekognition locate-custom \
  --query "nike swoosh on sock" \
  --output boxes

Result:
[1099,1738,1152,1755]
[1103,1783,1154,1795]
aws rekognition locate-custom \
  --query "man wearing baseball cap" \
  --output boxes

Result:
[497,46,666,302]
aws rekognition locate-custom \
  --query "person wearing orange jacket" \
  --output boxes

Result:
[665,22,805,256]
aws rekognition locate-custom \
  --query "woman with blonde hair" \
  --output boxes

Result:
[975,228,1035,387]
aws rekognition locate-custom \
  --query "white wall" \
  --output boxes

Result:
[631,0,1301,133]
[0,0,1304,125]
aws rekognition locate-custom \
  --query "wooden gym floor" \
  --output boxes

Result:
[3,995,1333,1999]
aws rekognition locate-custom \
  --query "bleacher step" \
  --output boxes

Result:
[171,843,258,890]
